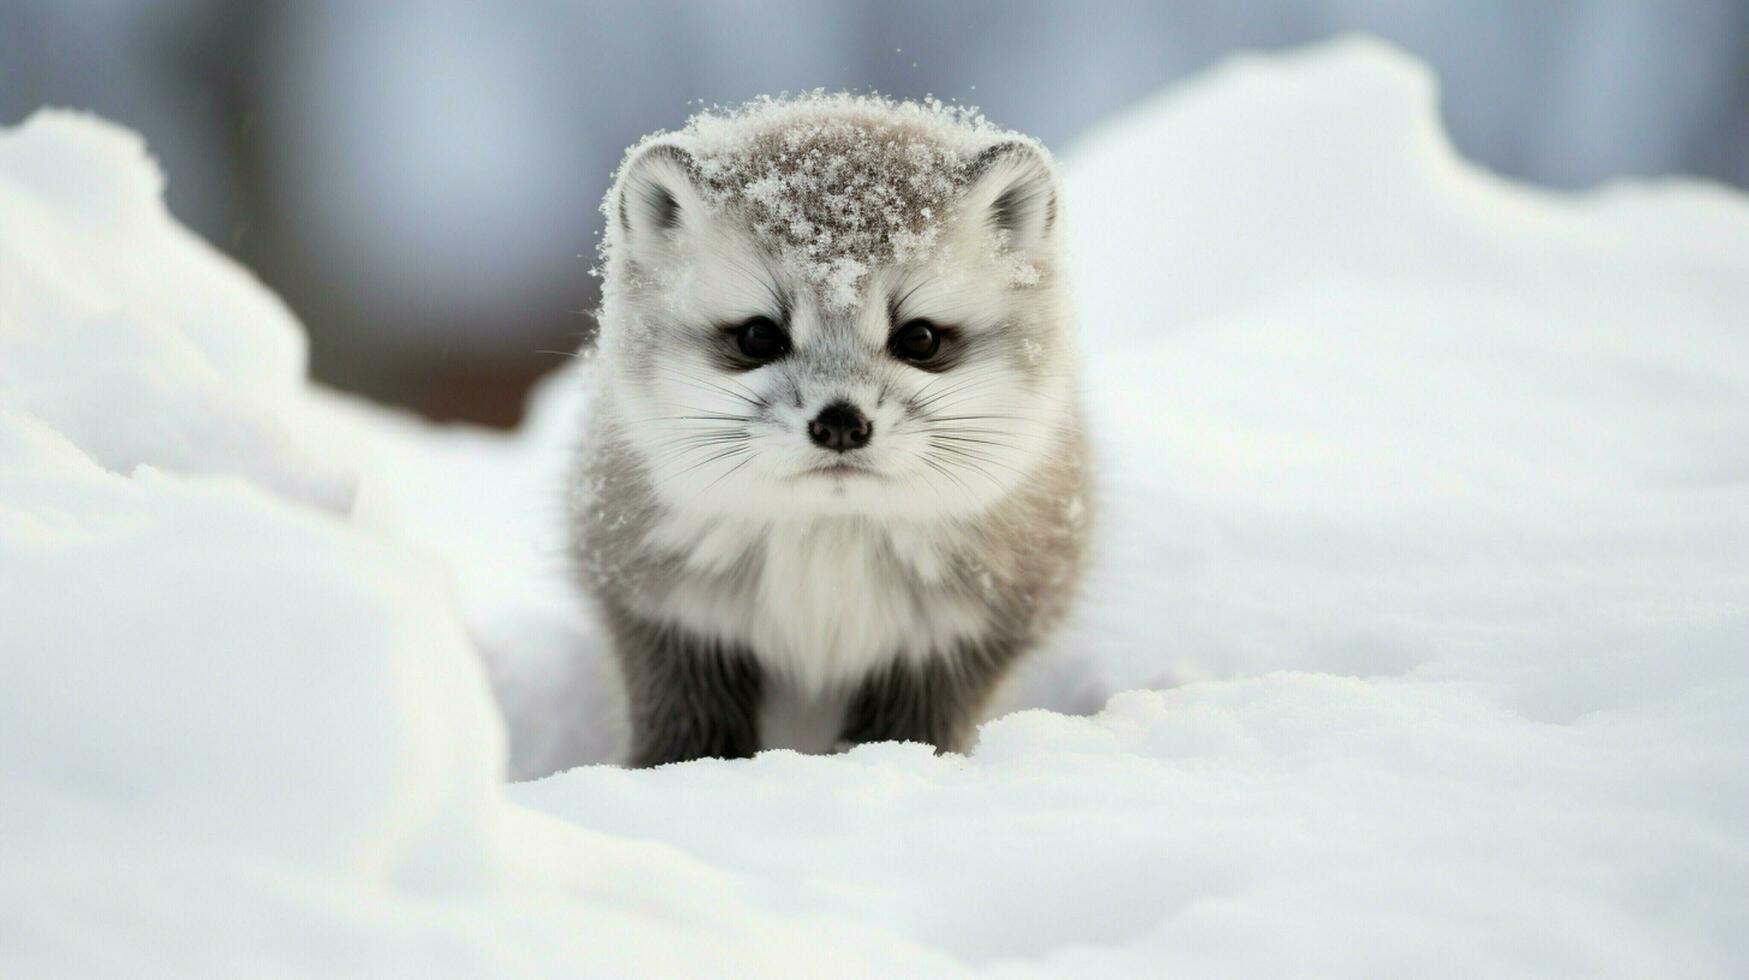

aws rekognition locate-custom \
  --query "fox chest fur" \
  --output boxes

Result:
[643,507,993,691]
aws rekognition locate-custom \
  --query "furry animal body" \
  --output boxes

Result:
[571,94,1091,766]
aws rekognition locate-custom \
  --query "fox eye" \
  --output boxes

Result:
[734,317,790,362]
[890,319,942,363]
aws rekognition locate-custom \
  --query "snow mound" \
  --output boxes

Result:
[4,38,1748,976]
[0,411,502,877]
[0,113,355,514]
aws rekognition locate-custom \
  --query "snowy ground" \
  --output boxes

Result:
[3,39,1746,977]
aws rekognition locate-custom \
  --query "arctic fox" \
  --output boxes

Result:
[571,94,1090,766]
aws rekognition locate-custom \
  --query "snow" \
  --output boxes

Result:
[617,91,1034,312]
[4,38,1747,976]
[0,118,354,514]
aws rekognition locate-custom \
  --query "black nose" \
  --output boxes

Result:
[808,401,873,452]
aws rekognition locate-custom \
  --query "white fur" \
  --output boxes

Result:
[648,508,992,694]
[591,127,1077,706]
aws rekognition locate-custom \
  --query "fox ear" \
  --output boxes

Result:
[614,141,705,253]
[964,140,1058,249]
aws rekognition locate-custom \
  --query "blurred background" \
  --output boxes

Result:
[4,0,1746,426]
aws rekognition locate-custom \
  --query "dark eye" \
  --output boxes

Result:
[890,319,942,363]
[734,316,790,362]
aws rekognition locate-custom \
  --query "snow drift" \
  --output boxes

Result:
[2,39,1746,977]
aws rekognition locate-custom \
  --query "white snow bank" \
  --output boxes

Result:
[0,118,355,514]
[4,38,1747,976]
[0,113,938,978]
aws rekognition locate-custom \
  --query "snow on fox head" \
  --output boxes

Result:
[596,93,1075,522]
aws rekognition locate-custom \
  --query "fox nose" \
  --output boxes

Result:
[807,401,873,452]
